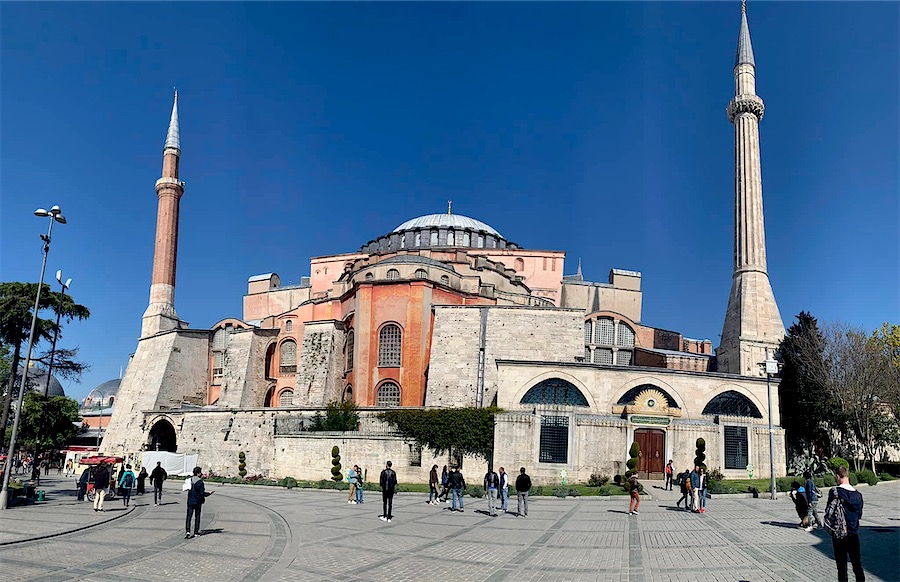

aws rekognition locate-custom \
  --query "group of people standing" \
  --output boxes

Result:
[668,462,709,513]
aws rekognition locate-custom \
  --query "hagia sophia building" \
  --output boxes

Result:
[100,6,788,483]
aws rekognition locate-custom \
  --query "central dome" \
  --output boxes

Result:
[393,214,502,238]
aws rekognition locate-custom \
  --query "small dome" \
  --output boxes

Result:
[16,365,64,397]
[393,214,502,238]
[94,379,121,397]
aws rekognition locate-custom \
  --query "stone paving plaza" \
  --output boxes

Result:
[0,475,897,581]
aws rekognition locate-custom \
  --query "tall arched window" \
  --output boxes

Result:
[280,340,297,374]
[378,324,402,366]
[376,382,401,407]
[595,318,615,345]
[430,231,438,246]
[514,258,525,271]
[447,230,454,246]
[702,390,763,418]
[345,330,355,371]
[279,389,294,407]
[285,320,293,332]
[386,269,400,280]
[365,272,374,280]
[343,385,353,403]
[462,232,471,246]
[212,328,228,378]
[414,269,427,279]
[440,275,450,285]
[586,316,635,366]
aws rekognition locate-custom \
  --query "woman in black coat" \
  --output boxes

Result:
[136,467,148,495]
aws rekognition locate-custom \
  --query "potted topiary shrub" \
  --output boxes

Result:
[331,445,343,482]
[625,441,640,479]
[238,451,248,479]
[694,438,707,470]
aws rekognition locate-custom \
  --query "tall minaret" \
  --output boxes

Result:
[717,3,785,376]
[141,90,186,337]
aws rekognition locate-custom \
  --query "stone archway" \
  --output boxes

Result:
[147,419,177,452]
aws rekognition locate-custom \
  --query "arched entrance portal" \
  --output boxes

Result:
[634,428,665,479]
[147,419,177,452]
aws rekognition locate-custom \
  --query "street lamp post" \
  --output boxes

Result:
[0,205,67,511]
[86,389,105,448]
[43,271,72,397]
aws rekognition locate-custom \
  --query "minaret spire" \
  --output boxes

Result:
[718,3,785,376]
[142,90,186,337]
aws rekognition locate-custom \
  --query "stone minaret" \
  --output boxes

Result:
[718,3,785,376]
[141,91,185,337]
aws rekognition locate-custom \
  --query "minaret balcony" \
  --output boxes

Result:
[727,94,765,123]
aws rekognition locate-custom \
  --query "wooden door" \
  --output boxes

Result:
[634,428,666,479]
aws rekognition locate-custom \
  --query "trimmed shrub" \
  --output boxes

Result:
[879,472,897,481]
[856,468,878,486]
[553,487,568,498]
[707,467,724,482]
[625,442,640,478]
[598,484,623,496]
[532,486,544,496]
[848,471,859,486]
[823,474,837,487]
[282,476,297,489]
[775,477,794,492]
[568,488,581,497]
[468,485,484,498]
[826,457,849,473]
[694,438,707,469]
[238,451,247,478]
[331,445,343,482]
[587,473,610,487]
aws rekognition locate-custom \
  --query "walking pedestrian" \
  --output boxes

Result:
[355,465,365,504]
[689,466,701,513]
[42,458,49,476]
[790,481,810,529]
[697,468,707,513]
[65,460,73,478]
[664,460,674,491]
[676,469,691,510]
[483,466,499,517]
[137,466,148,495]
[119,464,136,507]
[448,466,466,512]
[515,467,531,517]
[184,466,213,538]
[56,460,62,475]
[438,465,450,502]
[379,460,397,523]
[92,462,110,512]
[428,464,440,505]
[627,475,641,515]
[804,471,822,530]
[77,467,89,501]
[347,465,358,504]
[825,466,865,582]
[150,461,168,506]
[499,467,509,513]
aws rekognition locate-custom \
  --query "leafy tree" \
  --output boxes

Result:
[306,400,360,432]
[777,312,832,460]
[0,282,90,450]
[15,391,81,456]
[378,407,502,460]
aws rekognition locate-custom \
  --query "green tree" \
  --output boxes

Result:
[0,281,90,450]
[378,407,502,460]
[777,312,832,460]
[15,391,81,456]
[306,400,360,432]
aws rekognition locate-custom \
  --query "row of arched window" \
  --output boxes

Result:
[584,317,635,366]
[270,381,401,408]
[364,269,452,285]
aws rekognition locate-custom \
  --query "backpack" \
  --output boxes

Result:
[123,472,135,488]
[823,490,849,539]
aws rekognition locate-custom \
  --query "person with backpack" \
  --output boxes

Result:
[804,471,823,530]
[483,466,500,517]
[664,460,674,491]
[184,466,213,538]
[790,481,810,529]
[118,464,137,507]
[379,460,397,523]
[676,469,692,511]
[824,466,865,581]
[150,461,168,506]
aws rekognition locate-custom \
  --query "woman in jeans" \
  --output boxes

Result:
[428,465,440,505]
[697,468,708,513]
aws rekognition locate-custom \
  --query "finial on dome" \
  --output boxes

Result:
[164,88,180,151]
[741,0,746,14]
[576,258,582,277]
[447,200,452,215]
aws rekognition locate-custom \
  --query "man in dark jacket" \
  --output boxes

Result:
[150,461,168,506]
[92,462,110,512]
[483,467,500,517]
[379,460,397,523]
[448,466,466,512]
[828,466,865,581]
[185,466,213,538]
[515,467,532,517]
[804,471,823,530]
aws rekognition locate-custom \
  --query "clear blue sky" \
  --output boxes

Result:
[1,2,897,401]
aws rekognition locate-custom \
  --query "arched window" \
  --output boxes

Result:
[414,269,427,279]
[264,386,275,407]
[595,318,614,345]
[400,234,406,249]
[415,232,421,247]
[280,340,297,374]
[440,275,450,285]
[378,324,402,366]
[108,396,115,407]
[365,272,374,280]
[617,323,635,347]
[376,382,401,407]
[212,327,228,378]
[520,378,589,407]
[386,269,400,280]
[514,258,525,271]
[285,320,293,332]
[279,390,294,407]
[447,230,454,246]
[702,390,763,418]
[584,320,592,344]
[343,385,353,403]
[462,232,471,246]
[345,330,355,371]
[430,231,438,246]
[477,235,484,248]
[616,385,679,408]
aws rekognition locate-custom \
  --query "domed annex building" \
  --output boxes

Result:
[103,7,788,482]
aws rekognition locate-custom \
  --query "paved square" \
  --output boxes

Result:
[0,476,897,581]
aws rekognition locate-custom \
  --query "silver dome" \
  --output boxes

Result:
[393,214,502,238]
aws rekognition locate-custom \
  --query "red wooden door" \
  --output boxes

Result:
[634,429,666,478]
